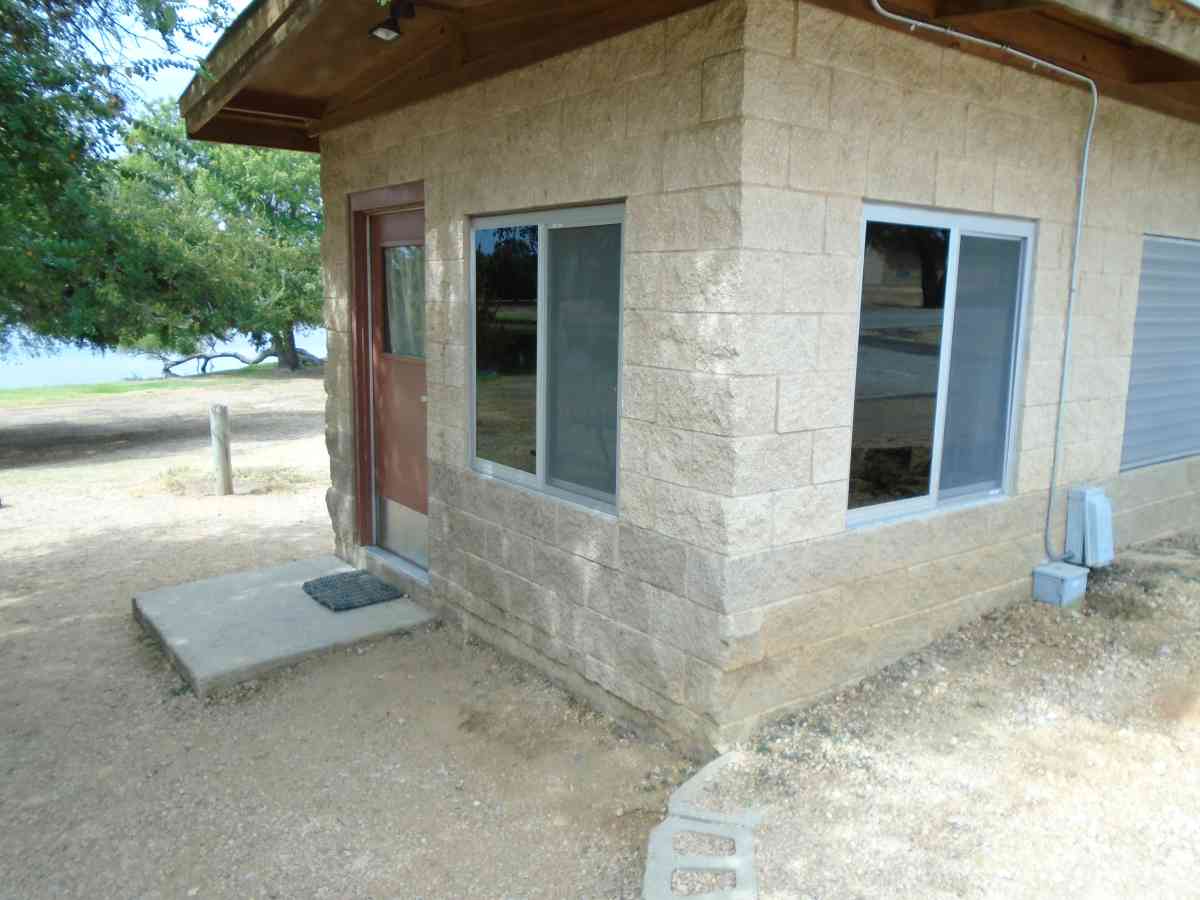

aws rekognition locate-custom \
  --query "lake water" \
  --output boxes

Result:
[0,329,328,389]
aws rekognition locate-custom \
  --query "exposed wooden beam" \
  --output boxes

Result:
[933,0,1050,23]
[182,0,327,136]
[225,89,325,121]
[804,0,1200,124]
[191,114,320,153]
[885,0,1198,84]
[1134,79,1200,106]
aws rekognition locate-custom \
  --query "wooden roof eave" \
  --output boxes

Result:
[179,0,1200,154]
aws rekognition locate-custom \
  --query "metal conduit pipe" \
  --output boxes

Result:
[868,0,1099,561]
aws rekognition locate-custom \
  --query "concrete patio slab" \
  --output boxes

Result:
[133,555,435,696]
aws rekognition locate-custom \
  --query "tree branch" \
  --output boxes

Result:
[158,346,322,377]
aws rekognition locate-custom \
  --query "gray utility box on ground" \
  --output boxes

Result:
[1033,561,1090,607]
[1066,485,1115,568]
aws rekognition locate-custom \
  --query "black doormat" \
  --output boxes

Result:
[303,570,403,612]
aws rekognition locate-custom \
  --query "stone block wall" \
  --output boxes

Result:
[318,0,1200,749]
[320,0,775,749]
[677,0,1200,744]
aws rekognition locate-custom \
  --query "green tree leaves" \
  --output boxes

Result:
[0,1,324,368]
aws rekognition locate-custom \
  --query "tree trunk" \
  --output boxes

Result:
[274,324,300,371]
[916,241,946,310]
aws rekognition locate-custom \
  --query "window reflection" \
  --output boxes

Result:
[474,226,538,474]
[849,222,949,509]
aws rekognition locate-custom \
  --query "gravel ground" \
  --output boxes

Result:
[694,536,1200,899]
[0,372,690,900]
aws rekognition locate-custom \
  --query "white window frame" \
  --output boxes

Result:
[468,203,625,513]
[848,203,1036,529]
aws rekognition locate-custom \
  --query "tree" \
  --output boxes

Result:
[116,104,324,370]
[475,226,537,373]
[865,222,949,309]
[0,0,233,355]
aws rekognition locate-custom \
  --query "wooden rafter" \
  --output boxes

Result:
[933,0,1051,23]
[225,89,325,122]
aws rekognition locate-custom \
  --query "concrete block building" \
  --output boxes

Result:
[183,0,1200,750]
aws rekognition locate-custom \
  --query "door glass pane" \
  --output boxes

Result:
[474,225,538,474]
[546,223,621,499]
[383,245,425,358]
[939,235,1022,497]
[850,222,950,510]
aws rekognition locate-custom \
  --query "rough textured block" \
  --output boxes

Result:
[779,253,860,313]
[556,503,619,568]
[789,127,869,195]
[657,372,778,436]
[771,481,846,545]
[867,142,937,205]
[777,369,855,432]
[655,481,773,554]
[663,120,743,191]
[742,52,831,128]
[618,523,688,595]
[741,186,825,252]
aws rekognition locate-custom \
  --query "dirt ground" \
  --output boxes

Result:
[0,371,689,900]
[696,536,1200,899]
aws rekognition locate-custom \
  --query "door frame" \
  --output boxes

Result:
[348,181,425,547]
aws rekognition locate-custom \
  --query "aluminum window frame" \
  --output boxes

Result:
[848,203,1036,529]
[468,203,625,513]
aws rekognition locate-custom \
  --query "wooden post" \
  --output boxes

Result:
[210,404,233,496]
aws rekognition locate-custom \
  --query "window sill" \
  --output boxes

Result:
[846,489,1008,532]
[470,460,617,518]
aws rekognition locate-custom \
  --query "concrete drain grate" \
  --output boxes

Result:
[643,813,757,899]
[641,754,761,900]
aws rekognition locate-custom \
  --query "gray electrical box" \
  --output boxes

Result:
[1066,485,1115,568]
[1033,561,1089,607]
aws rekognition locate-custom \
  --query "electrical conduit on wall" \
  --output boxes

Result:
[868,0,1099,561]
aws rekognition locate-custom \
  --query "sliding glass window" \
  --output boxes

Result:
[849,205,1033,524]
[470,204,623,508]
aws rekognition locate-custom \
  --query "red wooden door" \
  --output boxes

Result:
[370,210,428,565]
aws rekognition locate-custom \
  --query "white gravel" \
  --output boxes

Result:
[0,373,692,899]
[695,537,1200,899]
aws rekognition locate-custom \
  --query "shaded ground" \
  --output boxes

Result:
[695,538,1200,898]
[0,373,689,899]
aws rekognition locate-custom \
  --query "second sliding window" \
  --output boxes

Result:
[849,204,1034,525]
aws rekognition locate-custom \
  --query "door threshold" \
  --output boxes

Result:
[363,546,431,587]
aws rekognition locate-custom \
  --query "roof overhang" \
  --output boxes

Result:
[180,0,1200,153]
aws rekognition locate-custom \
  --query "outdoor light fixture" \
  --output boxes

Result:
[369,0,416,41]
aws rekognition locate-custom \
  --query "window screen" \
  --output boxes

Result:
[546,224,621,497]
[939,236,1022,497]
